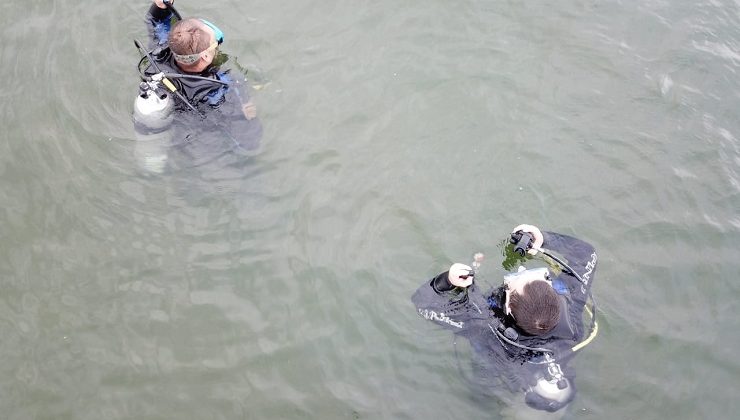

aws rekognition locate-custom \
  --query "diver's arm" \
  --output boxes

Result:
[511,224,597,298]
[146,1,175,47]
[148,2,170,20]
[410,272,453,310]
[216,69,257,120]
[431,271,455,293]
[541,231,597,285]
[231,77,257,120]
[411,271,471,333]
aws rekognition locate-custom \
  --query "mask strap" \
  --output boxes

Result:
[199,19,224,44]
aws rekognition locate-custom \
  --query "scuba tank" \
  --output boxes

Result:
[524,353,574,412]
[132,37,188,174]
[133,77,174,174]
[133,126,171,174]
[134,79,174,131]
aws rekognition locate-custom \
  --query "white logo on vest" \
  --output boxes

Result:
[418,309,464,328]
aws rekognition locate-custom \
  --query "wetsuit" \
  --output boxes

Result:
[140,4,262,154]
[412,231,598,412]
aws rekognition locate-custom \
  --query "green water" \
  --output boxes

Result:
[1,1,739,419]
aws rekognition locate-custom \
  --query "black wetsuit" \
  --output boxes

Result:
[140,4,262,154]
[411,231,598,412]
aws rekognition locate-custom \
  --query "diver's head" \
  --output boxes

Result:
[504,267,560,336]
[169,18,221,72]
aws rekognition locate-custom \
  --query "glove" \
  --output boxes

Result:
[448,263,474,288]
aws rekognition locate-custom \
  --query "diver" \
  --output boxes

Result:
[133,0,263,172]
[412,224,599,413]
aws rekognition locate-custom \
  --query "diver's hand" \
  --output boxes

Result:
[448,263,474,288]
[153,0,170,9]
[511,224,544,256]
[242,101,257,120]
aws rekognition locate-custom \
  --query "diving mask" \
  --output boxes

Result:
[199,19,224,44]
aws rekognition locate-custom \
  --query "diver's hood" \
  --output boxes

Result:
[503,266,577,344]
[504,266,551,284]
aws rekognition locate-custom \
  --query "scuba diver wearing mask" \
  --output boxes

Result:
[411,224,598,413]
[133,0,262,172]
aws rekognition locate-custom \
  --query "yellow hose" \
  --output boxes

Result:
[572,305,598,352]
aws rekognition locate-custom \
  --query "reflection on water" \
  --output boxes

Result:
[1,0,740,419]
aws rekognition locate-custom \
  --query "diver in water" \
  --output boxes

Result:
[412,224,598,414]
[134,0,263,172]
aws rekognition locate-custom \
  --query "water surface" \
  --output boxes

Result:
[1,1,739,419]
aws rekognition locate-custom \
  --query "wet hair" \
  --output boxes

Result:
[509,280,560,336]
[169,18,211,56]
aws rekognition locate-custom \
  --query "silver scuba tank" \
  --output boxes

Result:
[133,83,174,131]
[528,353,573,408]
[133,84,174,173]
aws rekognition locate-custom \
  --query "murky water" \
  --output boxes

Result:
[2,1,739,419]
